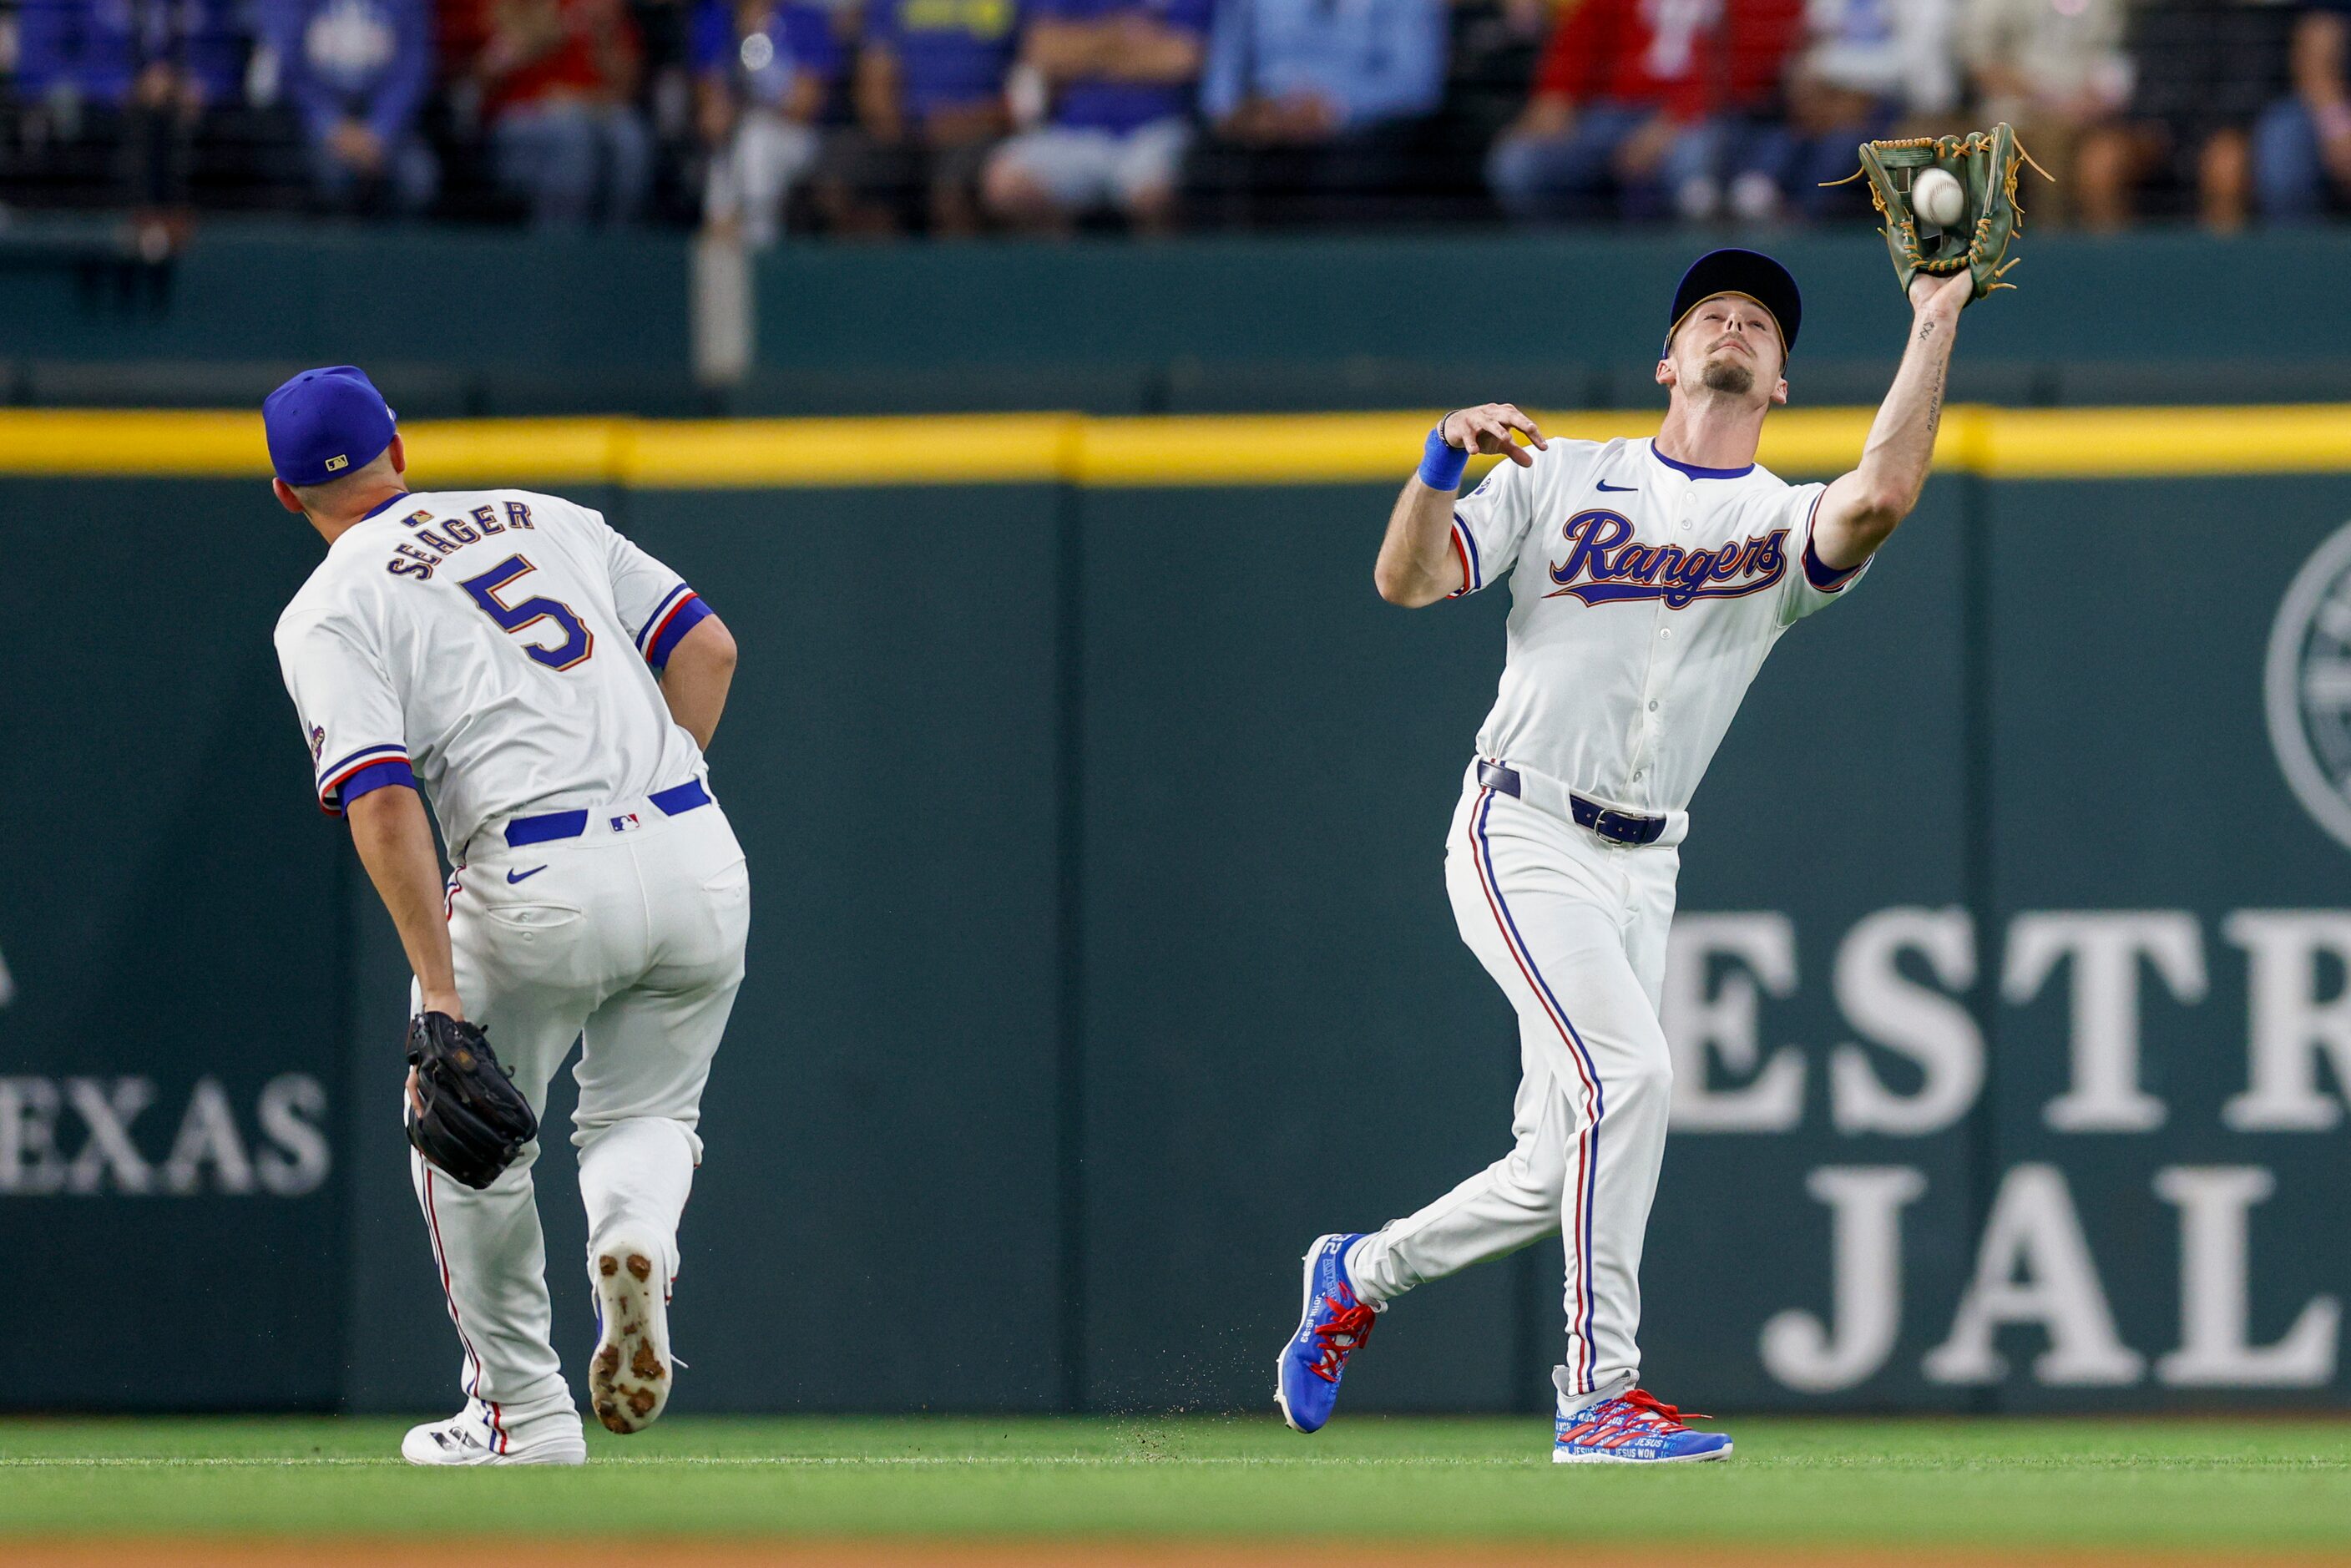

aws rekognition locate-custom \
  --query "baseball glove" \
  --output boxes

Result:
[1834,124,2050,304]
[405,1011,537,1191]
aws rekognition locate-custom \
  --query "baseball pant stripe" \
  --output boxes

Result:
[1469,786,1606,1394]
[420,1166,479,1391]
[425,1169,510,1452]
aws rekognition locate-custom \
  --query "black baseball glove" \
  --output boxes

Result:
[405,1011,537,1191]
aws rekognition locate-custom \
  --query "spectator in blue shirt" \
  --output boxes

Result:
[15,0,245,242]
[2253,0,2351,221]
[15,0,246,109]
[981,0,1211,232]
[1189,0,1445,226]
[271,0,441,215]
[817,0,1020,234]
[693,0,846,244]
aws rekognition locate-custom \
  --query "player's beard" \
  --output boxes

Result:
[1700,357,1756,396]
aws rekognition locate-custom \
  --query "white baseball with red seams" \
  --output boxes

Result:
[1341,435,1864,1410]
[1913,166,1966,228]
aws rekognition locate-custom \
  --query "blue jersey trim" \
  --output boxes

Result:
[1802,534,1865,591]
[635,584,694,655]
[358,491,412,521]
[1451,513,1482,590]
[336,759,417,810]
[646,595,713,670]
[1648,444,1755,482]
[316,741,407,786]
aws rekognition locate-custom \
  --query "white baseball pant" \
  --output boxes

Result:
[410,793,750,1423]
[1346,762,1680,1406]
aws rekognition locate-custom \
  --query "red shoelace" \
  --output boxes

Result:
[1307,1291,1377,1383]
[1616,1388,1711,1425]
[1560,1388,1714,1447]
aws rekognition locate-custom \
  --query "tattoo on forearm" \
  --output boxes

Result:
[1918,320,1937,341]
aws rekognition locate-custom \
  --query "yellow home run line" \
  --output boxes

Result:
[0,405,2345,484]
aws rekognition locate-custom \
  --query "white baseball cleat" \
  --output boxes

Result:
[588,1233,673,1434]
[401,1399,585,1466]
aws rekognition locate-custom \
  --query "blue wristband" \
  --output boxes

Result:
[1418,422,1469,491]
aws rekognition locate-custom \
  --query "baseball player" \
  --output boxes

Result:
[265,367,748,1465]
[1275,250,1974,1461]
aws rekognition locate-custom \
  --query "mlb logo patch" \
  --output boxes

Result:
[610,812,641,833]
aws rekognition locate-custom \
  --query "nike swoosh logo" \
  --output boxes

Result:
[1595,481,1638,493]
[507,866,547,884]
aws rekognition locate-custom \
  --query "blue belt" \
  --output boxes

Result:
[1477,761,1666,847]
[505,779,711,848]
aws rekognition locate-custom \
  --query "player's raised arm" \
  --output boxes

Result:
[1375,404,1545,607]
[1811,270,1972,572]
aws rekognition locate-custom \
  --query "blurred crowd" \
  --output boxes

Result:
[3,0,2350,242]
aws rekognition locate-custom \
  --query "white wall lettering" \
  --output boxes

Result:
[2154,1166,2339,1387]
[2005,912,2200,1133]
[1761,1166,1927,1392]
[1830,908,1982,1136]
[2223,912,2351,1131]
[162,1078,256,1196]
[255,1075,332,1196]
[1924,1163,2143,1386]
[1663,913,1805,1132]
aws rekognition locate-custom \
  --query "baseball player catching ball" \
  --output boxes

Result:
[265,367,747,1465]
[1276,250,1974,1461]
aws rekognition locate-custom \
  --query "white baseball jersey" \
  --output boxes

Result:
[1447,436,1865,816]
[1342,432,1875,1413]
[273,488,712,858]
[275,484,746,1436]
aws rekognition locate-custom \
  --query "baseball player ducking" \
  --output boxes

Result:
[1275,249,1977,1460]
[266,367,748,1464]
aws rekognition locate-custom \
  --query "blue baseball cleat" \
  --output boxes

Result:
[1275,1232,1381,1434]
[1553,1388,1732,1464]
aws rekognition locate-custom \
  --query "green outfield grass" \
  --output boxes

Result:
[2,1415,2349,1551]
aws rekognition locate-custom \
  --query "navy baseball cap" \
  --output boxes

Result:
[263,366,397,486]
[1665,249,1802,358]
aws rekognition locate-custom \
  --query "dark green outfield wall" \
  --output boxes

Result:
[746,230,2351,410]
[11,224,2351,412]
[8,471,2351,1413]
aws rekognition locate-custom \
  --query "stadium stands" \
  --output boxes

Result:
[0,0,2343,241]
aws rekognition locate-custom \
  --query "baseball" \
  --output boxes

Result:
[1914,167,1965,228]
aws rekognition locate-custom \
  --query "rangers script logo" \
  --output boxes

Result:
[2265,518,2351,852]
[1546,509,1790,609]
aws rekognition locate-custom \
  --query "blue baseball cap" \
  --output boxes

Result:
[1666,249,1802,358]
[263,366,397,486]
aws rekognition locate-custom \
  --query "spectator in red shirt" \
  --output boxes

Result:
[476,0,655,226]
[1487,0,1802,222]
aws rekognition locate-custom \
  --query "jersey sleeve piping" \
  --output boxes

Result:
[639,587,712,670]
[1448,513,1482,597]
[334,759,418,812]
[635,584,693,651]
[1798,494,1865,591]
[317,743,412,816]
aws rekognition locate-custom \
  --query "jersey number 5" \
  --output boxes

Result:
[458,556,594,671]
